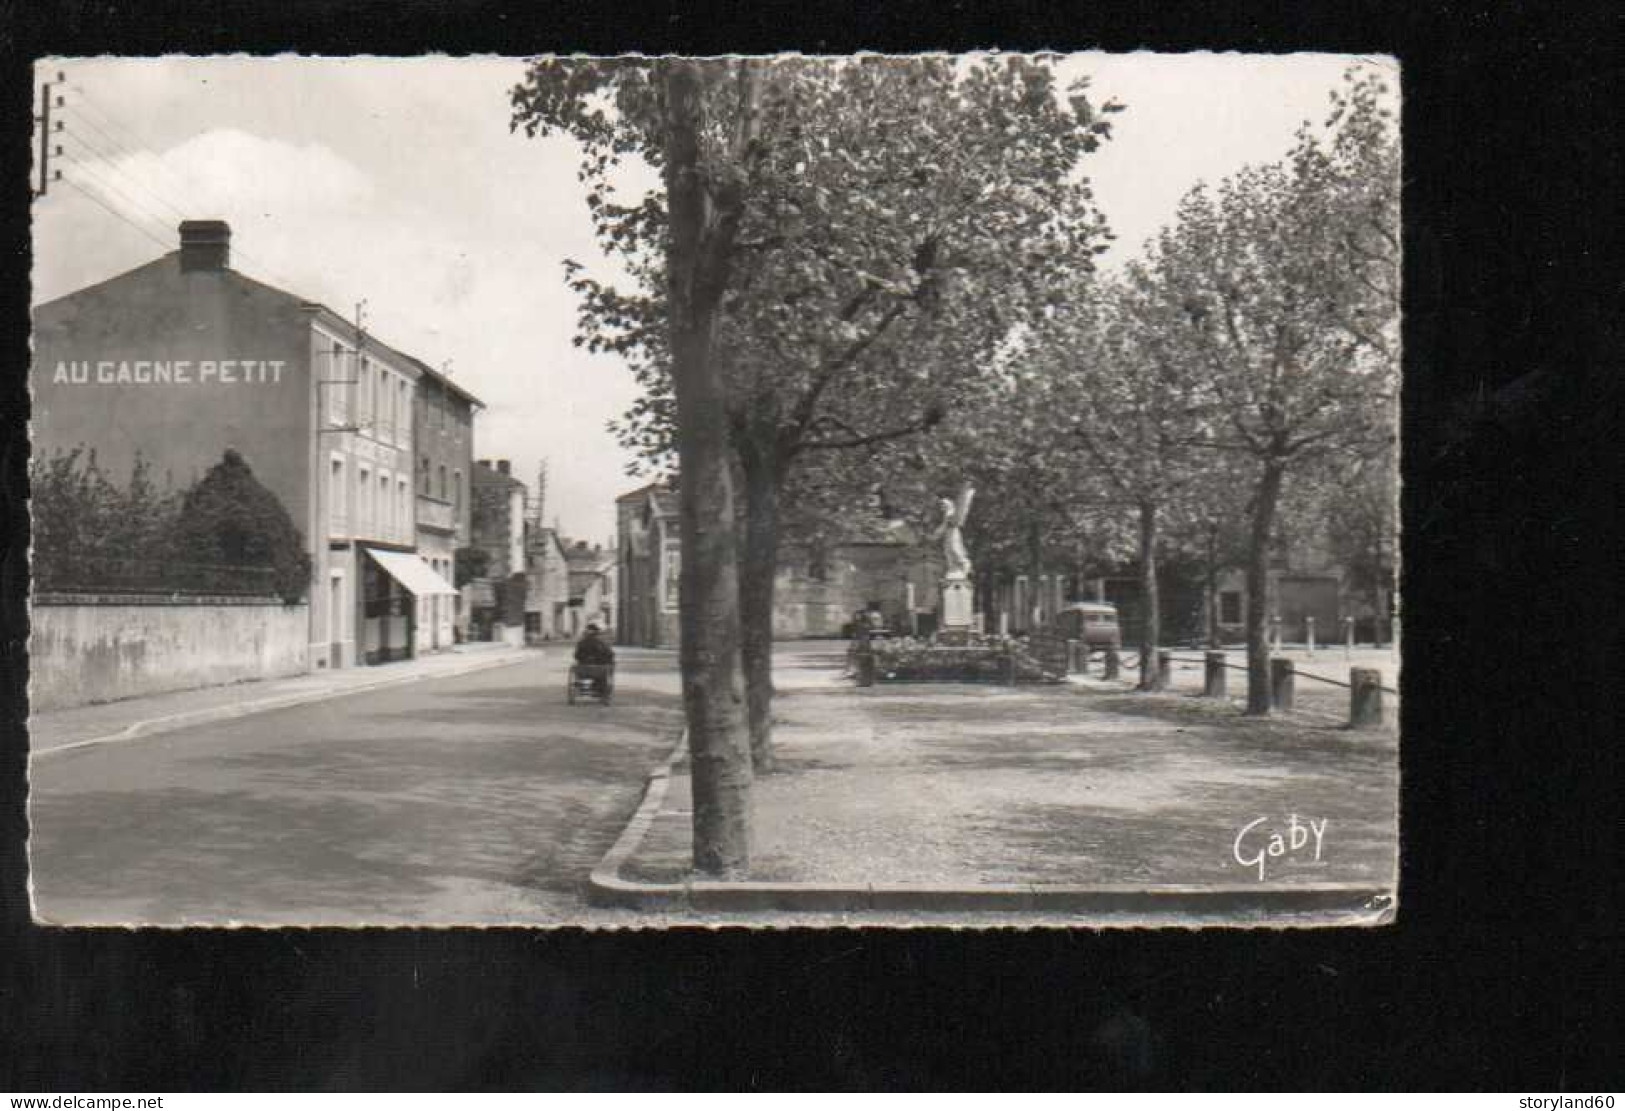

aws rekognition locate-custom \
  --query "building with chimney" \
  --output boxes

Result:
[30,220,474,679]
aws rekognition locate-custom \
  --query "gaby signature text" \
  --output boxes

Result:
[1232,814,1328,880]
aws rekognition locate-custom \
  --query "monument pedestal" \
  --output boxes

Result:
[937,575,974,645]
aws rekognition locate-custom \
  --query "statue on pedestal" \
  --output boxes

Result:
[934,482,976,580]
[934,483,977,642]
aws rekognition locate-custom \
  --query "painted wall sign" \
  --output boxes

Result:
[49,359,288,385]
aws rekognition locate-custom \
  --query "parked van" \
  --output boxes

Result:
[1054,602,1123,651]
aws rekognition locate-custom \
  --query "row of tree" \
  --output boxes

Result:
[513,58,1398,873]
[31,447,312,603]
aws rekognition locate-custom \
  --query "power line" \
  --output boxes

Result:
[57,106,169,185]
[55,125,189,223]
[57,153,178,245]
[55,131,297,291]
[50,68,311,295]
[57,175,174,254]
[58,81,201,203]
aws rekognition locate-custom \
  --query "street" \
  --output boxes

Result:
[29,648,683,926]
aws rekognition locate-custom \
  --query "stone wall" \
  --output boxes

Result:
[30,598,309,712]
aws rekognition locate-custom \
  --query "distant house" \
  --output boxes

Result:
[564,540,616,638]
[523,526,570,642]
[1208,531,1395,648]
[614,479,934,648]
[616,482,680,648]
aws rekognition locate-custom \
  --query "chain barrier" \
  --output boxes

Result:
[1128,652,1398,696]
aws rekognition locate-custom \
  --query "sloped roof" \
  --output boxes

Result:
[616,480,679,518]
[35,249,485,409]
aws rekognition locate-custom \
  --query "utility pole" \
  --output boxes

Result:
[35,71,64,197]
[528,459,549,532]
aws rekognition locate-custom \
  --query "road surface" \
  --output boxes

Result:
[29,648,683,926]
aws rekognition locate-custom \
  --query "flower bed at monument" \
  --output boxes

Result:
[863,636,1063,683]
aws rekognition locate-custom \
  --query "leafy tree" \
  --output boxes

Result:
[1030,273,1208,686]
[519,56,1119,770]
[30,447,183,591]
[1158,446,1256,646]
[513,58,756,872]
[453,545,491,589]
[167,449,312,603]
[1138,69,1399,712]
[1319,448,1397,643]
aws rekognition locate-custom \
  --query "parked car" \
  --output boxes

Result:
[1054,602,1123,651]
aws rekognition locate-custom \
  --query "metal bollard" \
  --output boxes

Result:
[1204,651,1227,697]
[1269,657,1295,710]
[1350,667,1384,728]
[1306,615,1316,658]
[1104,646,1121,680]
[1067,638,1081,675]
[1153,648,1173,691]
[1344,616,1355,659]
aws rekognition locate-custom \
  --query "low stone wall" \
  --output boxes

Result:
[30,597,309,712]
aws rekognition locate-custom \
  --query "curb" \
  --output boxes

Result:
[586,735,1394,920]
[33,649,536,758]
[587,727,690,910]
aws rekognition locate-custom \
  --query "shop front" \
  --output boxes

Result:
[361,547,459,664]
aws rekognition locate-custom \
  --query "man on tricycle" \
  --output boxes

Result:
[572,624,615,701]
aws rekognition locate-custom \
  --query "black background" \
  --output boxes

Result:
[2,0,1618,1091]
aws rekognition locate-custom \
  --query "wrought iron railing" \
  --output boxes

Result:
[33,553,281,597]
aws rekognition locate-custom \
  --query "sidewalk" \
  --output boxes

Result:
[596,668,1398,921]
[29,641,536,756]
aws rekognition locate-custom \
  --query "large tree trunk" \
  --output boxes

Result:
[664,61,751,874]
[1205,521,1221,649]
[1136,498,1161,691]
[1244,458,1287,714]
[738,443,780,773]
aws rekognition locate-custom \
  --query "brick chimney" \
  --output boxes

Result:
[178,220,231,272]
[496,460,511,476]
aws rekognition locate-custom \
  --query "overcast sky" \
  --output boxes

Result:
[30,53,1393,542]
